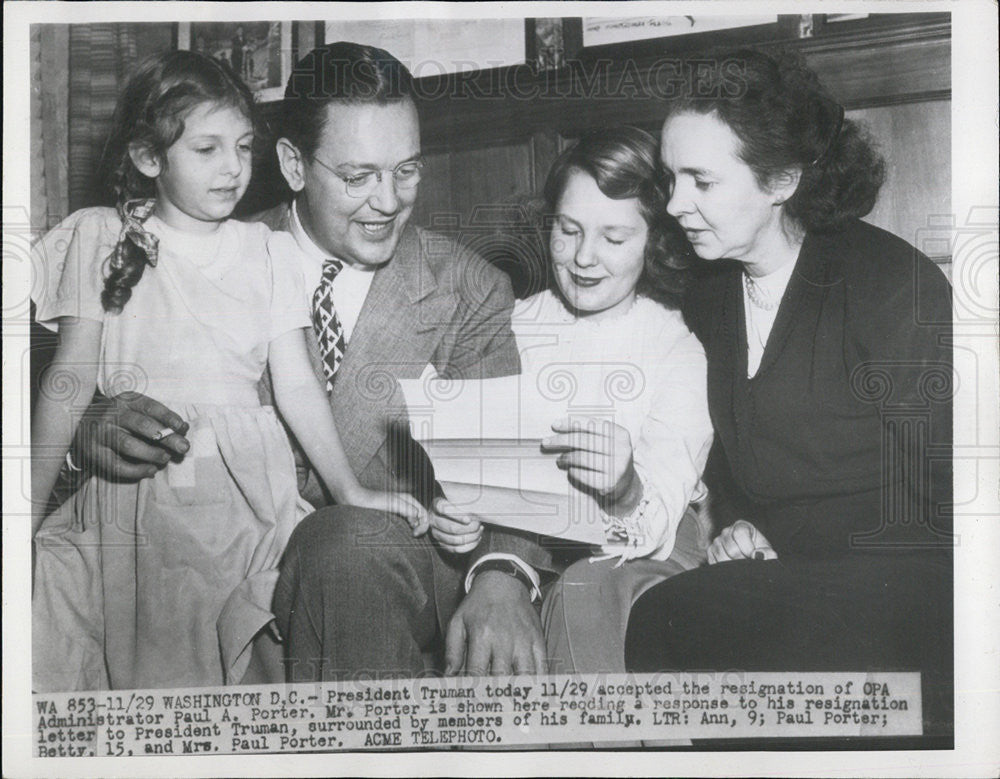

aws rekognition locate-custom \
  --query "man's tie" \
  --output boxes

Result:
[311,258,346,392]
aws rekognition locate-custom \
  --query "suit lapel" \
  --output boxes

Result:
[752,232,836,379]
[331,225,461,477]
[715,267,744,442]
[250,202,293,233]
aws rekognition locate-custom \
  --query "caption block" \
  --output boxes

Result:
[34,671,921,756]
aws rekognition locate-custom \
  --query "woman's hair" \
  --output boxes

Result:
[666,47,885,232]
[98,50,257,313]
[281,41,416,160]
[543,126,693,310]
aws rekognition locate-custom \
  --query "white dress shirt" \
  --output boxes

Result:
[289,200,376,343]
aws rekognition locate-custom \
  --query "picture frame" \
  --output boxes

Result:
[321,19,526,78]
[176,21,293,102]
[562,15,797,62]
[526,18,572,71]
[581,14,780,48]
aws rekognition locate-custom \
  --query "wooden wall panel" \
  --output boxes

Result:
[857,100,951,259]
[412,140,534,229]
[411,149,454,222]
[406,17,952,283]
[452,142,535,214]
[414,102,952,273]
[802,22,950,108]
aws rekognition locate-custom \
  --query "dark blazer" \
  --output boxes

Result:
[684,219,952,557]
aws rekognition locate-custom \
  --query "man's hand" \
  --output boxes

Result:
[74,391,189,481]
[707,519,778,564]
[444,570,546,676]
[428,498,484,553]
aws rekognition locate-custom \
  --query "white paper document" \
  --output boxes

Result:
[398,374,607,545]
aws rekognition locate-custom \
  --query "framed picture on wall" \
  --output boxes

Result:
[582,15,778,47]
[321,19,526,77]
[177,21,292,102]
[527,18,569,71]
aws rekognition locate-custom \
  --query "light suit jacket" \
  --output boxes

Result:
[255,203,554,624]
[256,203,519,493]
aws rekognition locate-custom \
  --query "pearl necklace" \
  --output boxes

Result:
[743,271,779,311]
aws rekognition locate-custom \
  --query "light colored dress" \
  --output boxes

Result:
[512,290,713,676]
[32,208,312,692]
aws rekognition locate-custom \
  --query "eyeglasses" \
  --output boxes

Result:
[310,154,424,198]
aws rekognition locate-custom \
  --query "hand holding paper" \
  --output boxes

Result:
[397,374,609,545]
[543,417,638,504]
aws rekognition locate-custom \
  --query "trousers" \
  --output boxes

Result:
[271,505,464,681]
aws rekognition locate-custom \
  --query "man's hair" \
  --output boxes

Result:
[281,41,416,158]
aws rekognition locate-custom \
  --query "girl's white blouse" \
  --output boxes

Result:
[511,290,713,562]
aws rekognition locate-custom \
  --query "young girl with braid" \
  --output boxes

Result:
[31,51,426,691]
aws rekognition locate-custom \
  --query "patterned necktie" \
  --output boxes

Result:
[311,259,346,392]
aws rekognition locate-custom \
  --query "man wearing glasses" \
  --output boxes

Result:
[70,42,549,682]
[263,41,548,682]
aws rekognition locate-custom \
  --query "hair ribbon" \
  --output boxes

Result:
[113,198,159,270]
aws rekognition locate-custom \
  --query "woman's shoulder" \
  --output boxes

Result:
[829,219,950,303]
[682,262,739,343]
[814,220,952,347]
[823,219,940,277]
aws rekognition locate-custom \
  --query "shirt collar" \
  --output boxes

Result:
[290,199,339,265]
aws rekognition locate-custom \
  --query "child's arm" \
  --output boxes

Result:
[267,328,428,532]
[31,317,103,535]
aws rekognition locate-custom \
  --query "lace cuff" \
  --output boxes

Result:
[593,482,656,567]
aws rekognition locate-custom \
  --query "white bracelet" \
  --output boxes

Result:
[600,481,655,568]
[65,451,82,473]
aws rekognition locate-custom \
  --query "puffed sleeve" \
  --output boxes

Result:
[598,321,714,563]
[32,208,120,331]
[265,229,311,341]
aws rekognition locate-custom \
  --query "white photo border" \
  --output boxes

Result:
[3,1,998,777]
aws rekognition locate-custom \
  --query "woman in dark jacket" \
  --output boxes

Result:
[624,48,952,734]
